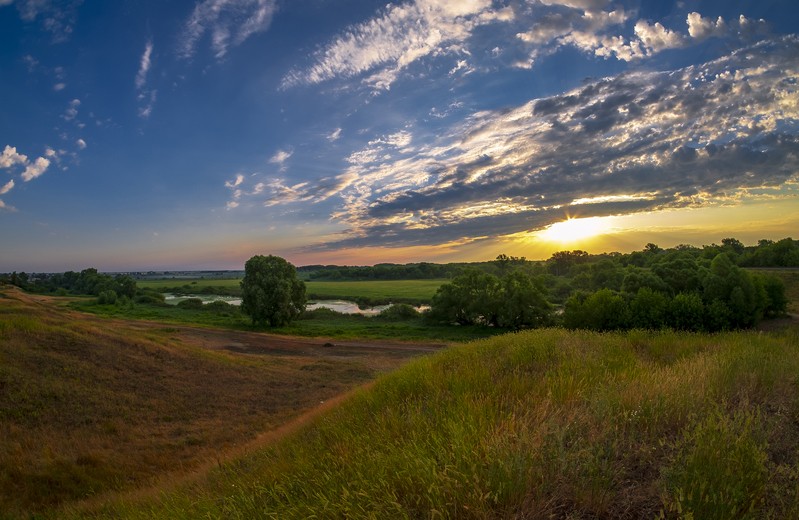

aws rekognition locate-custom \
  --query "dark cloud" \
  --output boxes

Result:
[314,36,799,250]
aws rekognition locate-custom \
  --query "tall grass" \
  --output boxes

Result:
[84,326,799,519]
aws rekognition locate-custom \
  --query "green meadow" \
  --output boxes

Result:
[69,326,799,519]
[137,278,446,305]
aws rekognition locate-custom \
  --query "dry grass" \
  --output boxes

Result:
[0,287,433,517]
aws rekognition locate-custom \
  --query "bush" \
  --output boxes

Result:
[377,304,421,320]
[667,292,705,331]
[177,298,205,310]
[97,290,117,305]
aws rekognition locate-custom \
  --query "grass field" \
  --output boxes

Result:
[0,287,435,518]
[69,325,799,518]
[69,297,496,343]
[136,278,446,304]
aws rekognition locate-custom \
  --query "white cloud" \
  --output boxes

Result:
[14,0,83,42]
[327,128,342,142]
[138,90,157,119]
[180,0,278,59]
[281,0,507,91]
[21,157,50,182]
[63,98,80,120]
[76,138,86,150]
[53,82,65,91]
[135,39,153,90]
[687,12,727,40]
[634,19,686,52]
[0,1,14,7]
[269,149,293,165]
[304,37,799,250]
[225,174,244,188]
[0,145,28,168]
[0,179,14,195]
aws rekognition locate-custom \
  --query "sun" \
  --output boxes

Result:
[537,216,611,243]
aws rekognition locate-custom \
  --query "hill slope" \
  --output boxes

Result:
[0,287,434,517]
[83,324,799,519]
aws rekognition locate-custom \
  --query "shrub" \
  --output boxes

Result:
[377,303,421,320]
[97,290,117,305]
[177,298,205,310]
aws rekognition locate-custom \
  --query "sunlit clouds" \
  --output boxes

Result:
[260,37,799,252]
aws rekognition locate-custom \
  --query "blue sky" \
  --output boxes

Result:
[1,0,798,271]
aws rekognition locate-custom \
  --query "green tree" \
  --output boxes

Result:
[628,287,668,330]
[496,271,553,329]
[240,255,306,327]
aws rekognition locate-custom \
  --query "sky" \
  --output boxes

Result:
[1,0,798,272]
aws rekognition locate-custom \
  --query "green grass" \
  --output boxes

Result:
[137,278,446,305]
[137,278,242,290]
[74,326,799,519]
[70,299,495,342]
[0,287,435,518]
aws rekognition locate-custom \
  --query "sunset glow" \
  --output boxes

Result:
[537,217,614,244]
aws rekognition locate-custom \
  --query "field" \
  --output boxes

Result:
[137,278,446,305]
[69,325,799,518]
[0,287,442,517]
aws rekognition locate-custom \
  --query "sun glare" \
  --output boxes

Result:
[538,217,611,243]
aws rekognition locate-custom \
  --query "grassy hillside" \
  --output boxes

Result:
[0,288,431,517]
[81,325,799,519]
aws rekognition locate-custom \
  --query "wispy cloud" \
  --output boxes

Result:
[63,98,80,121]
[269,149,293,165]
[135,39,153,90]
[180,0,278,60]
[12,0,84,42]
[135,39,157,118]
[0,179,14,196]
[275,37,799,250]
[281,0,511,91]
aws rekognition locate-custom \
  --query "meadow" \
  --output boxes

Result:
[68,326,799,518]
[0,287,436,517]
[137,278,446,306]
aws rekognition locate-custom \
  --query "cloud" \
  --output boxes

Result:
[0,145,28,168]
[180,0,278,59]
[687,12,727,40]
[135,39,153,90]
[13,0,83,42]
[281,0,509,91]
[21,157,51,182]
[63,98,80,121]
[634,19,686,52]
[225,174,244,188]
[327,128,342,142]
[134,39,157,119]
[284,37,799,250]
[0,179,13,195]
[269,149,293,165]
[76,138,86,150]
